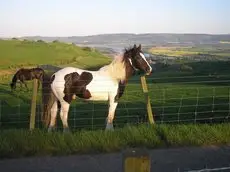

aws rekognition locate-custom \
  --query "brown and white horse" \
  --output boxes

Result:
[42,44,152,132]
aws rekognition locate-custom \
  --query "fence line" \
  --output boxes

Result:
[1,74,230,130]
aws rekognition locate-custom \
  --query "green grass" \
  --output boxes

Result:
[0,39,111,70]
[1,123,230,159]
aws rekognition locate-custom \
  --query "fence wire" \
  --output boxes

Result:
[1,74,230,130]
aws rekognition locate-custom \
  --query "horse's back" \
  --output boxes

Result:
[51,66,119,101]
[51,66,93,92]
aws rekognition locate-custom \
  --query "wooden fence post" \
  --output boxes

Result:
[30,79,38,130]
[140,76,154,124]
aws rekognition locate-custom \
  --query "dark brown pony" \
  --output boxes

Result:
[10,67,45,91]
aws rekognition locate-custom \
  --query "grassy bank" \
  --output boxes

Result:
[0,39,110,72]
[1,123,230,159]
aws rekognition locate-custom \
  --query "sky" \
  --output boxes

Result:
[0,0,230,37]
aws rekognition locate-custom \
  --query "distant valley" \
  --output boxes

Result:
[3,33,230,58]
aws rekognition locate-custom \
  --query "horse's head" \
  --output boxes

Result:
[125,44,152,76]
[10,82,16,90]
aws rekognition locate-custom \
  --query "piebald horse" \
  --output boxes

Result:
[42,44,152,132]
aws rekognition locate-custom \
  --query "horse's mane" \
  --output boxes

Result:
[99,52,128,82]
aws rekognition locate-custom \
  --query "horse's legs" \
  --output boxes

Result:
[19,81,23,91]
[48,100,58,132]
[18,79,24,91]
[106,96,118,131]
[20,79,28,91]
[60,101,70,133]
[23,81,29,91]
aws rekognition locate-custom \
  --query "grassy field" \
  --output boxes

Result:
[149,45,230,58]
[1,123,230,159]
[1,59,230,130]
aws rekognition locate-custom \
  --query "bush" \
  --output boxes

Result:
[37,40,45,43]
[82,46,94,52]
[52,40,59,43]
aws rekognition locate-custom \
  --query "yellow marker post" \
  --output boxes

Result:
[30,79,38,130]
[140,75,154,124]
[123,148,151,172]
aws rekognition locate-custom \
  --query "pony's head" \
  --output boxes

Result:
[124,44,152,76]
[10,82,16,90]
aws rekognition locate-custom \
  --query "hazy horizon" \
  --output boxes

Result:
[1,0,230,37]
[2,32,230,39]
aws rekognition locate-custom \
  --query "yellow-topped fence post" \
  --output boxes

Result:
[30,79,38,130]
[140,75,154,124]
[123,148,151,172]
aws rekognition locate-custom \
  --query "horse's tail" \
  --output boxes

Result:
[10,71,20,90]
[41,72,56,128]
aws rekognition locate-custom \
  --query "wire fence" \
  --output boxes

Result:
[1,74,230,130]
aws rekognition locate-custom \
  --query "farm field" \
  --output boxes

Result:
[148,45,230,58]
[1,40,230,158]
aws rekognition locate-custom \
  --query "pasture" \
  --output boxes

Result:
[1,60,230,130]
[149,45,230,58]
[1,39,230,158]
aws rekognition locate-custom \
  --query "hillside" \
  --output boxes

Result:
[0,39,111,75]
[20,33,230,46]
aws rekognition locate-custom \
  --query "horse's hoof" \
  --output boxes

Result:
[63,128,70,133]
[105,123,114,131]
[48,127,55,133]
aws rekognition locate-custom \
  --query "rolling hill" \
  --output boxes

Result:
[19,33,230,46]
[0,39,111,76]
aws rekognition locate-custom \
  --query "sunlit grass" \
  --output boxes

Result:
[1,124,230,159]
[149,46,230,57]
[0,39,111,70]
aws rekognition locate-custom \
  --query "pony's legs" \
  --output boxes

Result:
[19,81,23,90]
[60,101,70,132]
[106,96,118,130]
[48,100,58,132]
[23,81,29,91]
[20,79,28,91]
